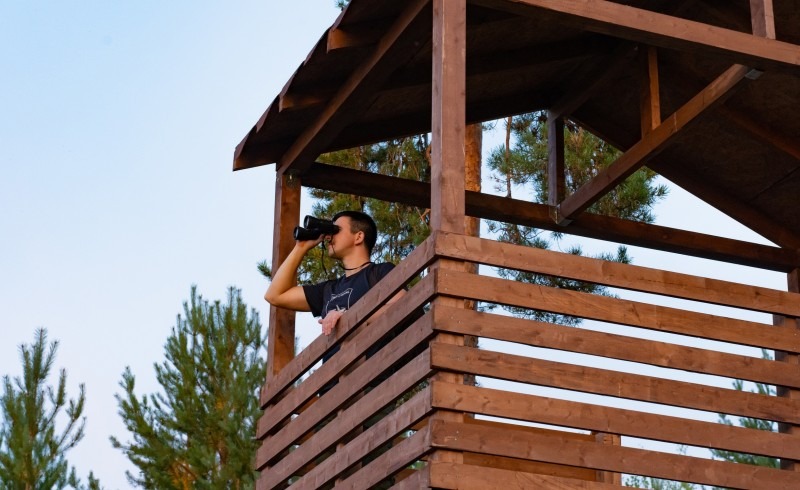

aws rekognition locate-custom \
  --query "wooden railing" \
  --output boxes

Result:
[256,232,800,489]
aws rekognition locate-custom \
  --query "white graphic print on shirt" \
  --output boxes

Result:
[324,288,353,317]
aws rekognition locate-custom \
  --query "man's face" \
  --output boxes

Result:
[326,216,354,258]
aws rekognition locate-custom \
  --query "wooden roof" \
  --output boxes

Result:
[234,0,800,249]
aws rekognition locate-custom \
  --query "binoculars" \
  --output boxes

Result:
[293,215,340,241]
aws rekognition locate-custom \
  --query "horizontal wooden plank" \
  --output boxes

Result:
[432,381,800,460]
[389,465,430,489]
[432,305,800,388]
[429,419,800,489]
[258,310,434,444]
[435,269,800,353]
[463,451,596,481]
[336,424,431,490]
[434,232,800,317]
[257,352,432,474]
[261,236,435,407]
[301,163,800,272]
[430,343,800,424]
[282,403,432,490]
[429,462,624,489]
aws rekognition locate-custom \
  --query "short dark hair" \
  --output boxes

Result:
[333,210,377,254]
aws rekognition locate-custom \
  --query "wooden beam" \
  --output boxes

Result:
[276,0,430,175]
[648,163,800,251]
[750,0,775,39]
[327,22,391,52]
[265,172,300,381]
[430,0,467,234]
[300,162,800,272]
[471,0,800,72]
[557,64,751,223]
[640,45,660,136]
[546,112,564,210]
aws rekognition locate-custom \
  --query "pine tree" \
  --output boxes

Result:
[111,286,265,489]
[0,328,91,489]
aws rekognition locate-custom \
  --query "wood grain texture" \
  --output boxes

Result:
[257,310,433,441]
[430,343,800,424]
[429,462,626,489]
[432,304,800,388]
[430,0,466,233]
[432,381,800,460]
[434,268,800,352]
[433,232,800,316]
[429,419,800,488]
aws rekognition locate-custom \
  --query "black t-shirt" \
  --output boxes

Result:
[303,262,395,318]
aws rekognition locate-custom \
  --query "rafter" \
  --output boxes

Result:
[471,0,800,72]
[640,46,660,136]
[555,64,752,224]
[275,0,430,175]
[300,162,800,272]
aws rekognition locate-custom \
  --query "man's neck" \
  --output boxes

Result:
[342,254,372,276]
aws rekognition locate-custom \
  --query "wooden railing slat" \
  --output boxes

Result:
[257,310,434,443]
[433,233,800,317]
[435,269,800,352]
[433,305,800,388]
[432,381,800,460]
[430,343,800,424]
[281,397,432,490]
[428,462,621,489]
[429,419,800,489]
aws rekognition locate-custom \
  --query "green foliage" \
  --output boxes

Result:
[0,328,91,489]
[111,286,265,489]
[626,475,697,489]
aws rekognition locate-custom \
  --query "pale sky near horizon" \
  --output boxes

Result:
[0,1,787,488]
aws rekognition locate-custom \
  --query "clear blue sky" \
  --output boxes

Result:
[0,1,785,488]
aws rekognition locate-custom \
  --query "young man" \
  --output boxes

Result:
[264,210,399,337]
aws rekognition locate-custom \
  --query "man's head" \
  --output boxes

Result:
[332,210,378,254]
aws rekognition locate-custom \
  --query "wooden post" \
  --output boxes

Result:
[430,0,467,472]
[266,171,301,381]
[776,268,800,471]
[430,0,466,235]
[547,111,565,223]
[640,46,660,136]
[750,0,775,39]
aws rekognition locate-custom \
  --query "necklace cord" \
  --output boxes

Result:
[342,260,373,271]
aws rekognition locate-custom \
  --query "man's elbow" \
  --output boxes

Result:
[264,289,280,306]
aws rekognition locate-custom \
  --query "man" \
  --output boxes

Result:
[264,210,400,337]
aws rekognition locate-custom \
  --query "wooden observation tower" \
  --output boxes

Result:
[234,1,800,488]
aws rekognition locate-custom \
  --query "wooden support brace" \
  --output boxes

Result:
[556,64,751,223]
